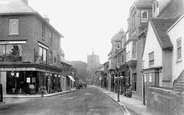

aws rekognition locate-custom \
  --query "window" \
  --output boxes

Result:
[0,44,22,62]
[42,24,45,39]
[49,30,53,44]
[9,19,19,35]
[152,0,159,17]
[49,51,53,65]
[141,10,148,22]
[122,54,124,63]
[132,41,137,59]
[126,43,131,61]
[116,42,121,50]
[177,38,182,61]
[132,73,137,91]
[39,46,47,64]
[132,13,136,31]
[149,52,154,66]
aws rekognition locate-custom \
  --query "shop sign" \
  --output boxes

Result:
[0,68,36,71]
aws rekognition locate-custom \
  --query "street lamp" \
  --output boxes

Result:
[116,64,120,102]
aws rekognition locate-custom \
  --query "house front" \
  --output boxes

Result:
[0,0,65,95]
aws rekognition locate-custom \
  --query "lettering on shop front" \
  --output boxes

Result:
[0,68,36,71]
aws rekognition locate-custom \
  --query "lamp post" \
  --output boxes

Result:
[116,64,120,102]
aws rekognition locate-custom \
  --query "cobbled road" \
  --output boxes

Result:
[0,86,124,115]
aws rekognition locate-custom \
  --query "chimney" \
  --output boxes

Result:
[22,0,28,5]
[44,15,50,23]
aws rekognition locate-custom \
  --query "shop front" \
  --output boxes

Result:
[0,63,63,95]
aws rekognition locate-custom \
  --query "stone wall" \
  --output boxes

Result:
[147,87,184,115]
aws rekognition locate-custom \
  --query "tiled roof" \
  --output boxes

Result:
[133,0,152,7]
[150,17,180,49]
[0,0,63,38]
[159,0,184,18]
[0,0,36,14]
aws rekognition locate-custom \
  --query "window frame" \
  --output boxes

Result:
[152,0,159,17]
[149,52,154,67]
[141,10,148,22]
[38,46,47,64]
[42,23,45,39]
[9,19,19,35]
[0,44,22,62]
[132,13,136,31]
[177,38,182,62]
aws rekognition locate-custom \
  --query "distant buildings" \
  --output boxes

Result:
[87,51,100,71]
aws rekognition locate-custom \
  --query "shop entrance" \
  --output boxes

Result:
[6,71,38,94]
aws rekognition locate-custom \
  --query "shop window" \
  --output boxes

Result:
[9,19,19,35]
[0,45,5,62]
[39,46,47,64]
[0,44,22,62]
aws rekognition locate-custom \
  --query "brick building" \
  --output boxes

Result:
[0,0,65,95]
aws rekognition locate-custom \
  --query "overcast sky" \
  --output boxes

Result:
[29,0,134,64]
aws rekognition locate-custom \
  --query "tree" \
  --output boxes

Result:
[70,61,88,81]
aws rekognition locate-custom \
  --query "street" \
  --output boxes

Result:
[0,86,124,115]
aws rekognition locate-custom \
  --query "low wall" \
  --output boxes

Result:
[147,87,184,115]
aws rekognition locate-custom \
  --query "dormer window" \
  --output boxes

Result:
[141,10,148,22]
[152,0,159,17]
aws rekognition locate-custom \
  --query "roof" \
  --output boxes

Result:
[159,0,184,18]
[150,17,180,50]
[61,56,71,65]
[0,0,63,38]
[111,32,124,43]
[133,0,152,7]
[0,0,36,14]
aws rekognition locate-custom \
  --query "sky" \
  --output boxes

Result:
[29,0,134,64]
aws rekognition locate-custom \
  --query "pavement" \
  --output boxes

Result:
[94,86,156,115]
[0,88,76,104]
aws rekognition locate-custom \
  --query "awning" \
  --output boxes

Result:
[68,75,75,81]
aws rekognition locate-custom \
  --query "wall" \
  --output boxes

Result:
[0,15,34,63]
[147,87,184,115]
[0,72,6,95]
[136,34,145,99]
[162,50,172,88]
[143,22,162,69]
[168,15,184,82]
[33,16,62,67]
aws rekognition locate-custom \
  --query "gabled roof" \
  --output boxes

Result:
[0,0,63,38]
[150,17,180,50]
